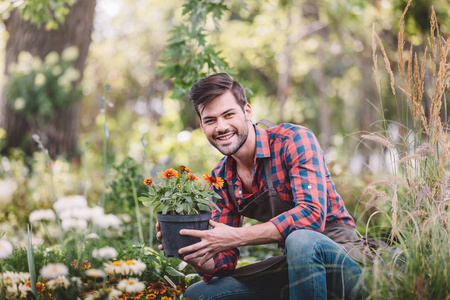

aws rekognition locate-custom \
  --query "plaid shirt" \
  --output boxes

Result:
[200,123,355,282]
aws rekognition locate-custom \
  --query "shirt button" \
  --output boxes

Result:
[307,185,312,189]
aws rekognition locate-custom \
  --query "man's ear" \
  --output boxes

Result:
[244,103,253,122]
[199,118,204,132]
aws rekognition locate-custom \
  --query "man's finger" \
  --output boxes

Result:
[209,219,219,228]
[179,229,205,237]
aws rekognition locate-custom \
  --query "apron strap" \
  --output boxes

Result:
[256,119,277,128]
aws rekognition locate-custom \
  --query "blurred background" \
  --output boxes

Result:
[0,0,449,239]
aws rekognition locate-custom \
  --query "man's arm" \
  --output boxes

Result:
[270,127,328,238]
[179,219,283,267]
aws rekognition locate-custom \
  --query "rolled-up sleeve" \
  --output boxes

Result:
[270,129,327,238]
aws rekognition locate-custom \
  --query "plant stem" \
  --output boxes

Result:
[141,136,154,247]
[27,224,37,297]
[132,180,144,244]
[101,96,108,209]
[82,146,89,202]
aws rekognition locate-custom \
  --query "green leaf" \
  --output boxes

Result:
[166,266,185,277]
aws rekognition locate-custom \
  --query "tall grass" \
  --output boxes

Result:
[363,1,449,298]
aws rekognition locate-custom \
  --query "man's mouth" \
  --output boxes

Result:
[215,132,235,141]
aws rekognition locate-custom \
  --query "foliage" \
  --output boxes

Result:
[0,0,76,30]
[157,0,231,100]
[0,245,192,299]
[361,2,450,298]
[5,47,82,124]
[139,165,222,215]
[106,157,147,214]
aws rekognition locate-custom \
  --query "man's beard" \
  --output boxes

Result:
[209,125,249,156]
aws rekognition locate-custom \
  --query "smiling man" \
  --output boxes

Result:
[156,73,364,300]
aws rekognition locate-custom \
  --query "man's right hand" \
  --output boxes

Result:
[155,220,164,251]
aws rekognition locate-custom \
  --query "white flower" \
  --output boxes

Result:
[125,259,146,275]
[6,283,18,296]
[117,278,145,294]
[29,209,56,224]
[85,291,101,300]
[61,218,87,231]
[46,276,70,290]
[1,271,28,285]
[86,233,100,239]
[71,276,82,288]
[18,282,31,298]
[92,214,121,229]
[53,195,87,215]
[104,260,130,276]
[0,239,13,258]
[87,206,105,220]
[73,206,104,220]
[108,288,122,300]
[40,263,69,278]
[16,272,30,283]
[0,179,17,210]
[92,247,118,260]
[85,269,105,278]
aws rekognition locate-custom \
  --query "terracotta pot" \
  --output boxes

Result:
[157,210,212,258]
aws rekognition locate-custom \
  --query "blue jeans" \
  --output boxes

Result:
[184,230,363,300]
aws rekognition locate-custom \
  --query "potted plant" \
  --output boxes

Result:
[139,165,223,258]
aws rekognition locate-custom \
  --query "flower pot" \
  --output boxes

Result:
[157,210,212,258]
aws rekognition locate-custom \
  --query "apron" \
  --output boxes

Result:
[227,138,377,278]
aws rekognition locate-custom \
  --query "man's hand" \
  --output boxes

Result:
[179,220,240,266]
[179,220,282,267]
[155,220,163,251]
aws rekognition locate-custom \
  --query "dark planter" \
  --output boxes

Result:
[157,210,212,258]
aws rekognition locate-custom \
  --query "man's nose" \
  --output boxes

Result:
[216,118,228,132]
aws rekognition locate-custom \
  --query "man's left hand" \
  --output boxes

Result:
[178,220,239,266]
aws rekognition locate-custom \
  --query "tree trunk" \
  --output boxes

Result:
[1,0,96,157]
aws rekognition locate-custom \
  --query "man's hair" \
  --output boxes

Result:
[189,73,247,116]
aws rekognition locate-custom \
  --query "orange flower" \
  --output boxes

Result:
[161,168,179,179]
[82,260,91,269]
[187,173,198,181]
[146,294,156,299]
[36,282,45,292]
[143,178,153,185]
[150,282,167,294]
[177,185,182,189]
[203,173,224,189]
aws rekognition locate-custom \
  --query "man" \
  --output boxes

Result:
[156,73,364,299]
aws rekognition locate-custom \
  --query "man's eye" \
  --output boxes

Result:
[204,119,214,124]
[225,113,234,117]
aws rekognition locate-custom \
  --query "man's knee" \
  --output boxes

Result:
[285,230,324,251]
[184,280,207,300]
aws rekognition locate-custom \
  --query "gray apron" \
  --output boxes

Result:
[227,152,376,278]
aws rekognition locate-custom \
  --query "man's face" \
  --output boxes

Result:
[199,91,252,156]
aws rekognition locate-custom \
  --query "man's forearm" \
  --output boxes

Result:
[236,221,283,246]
